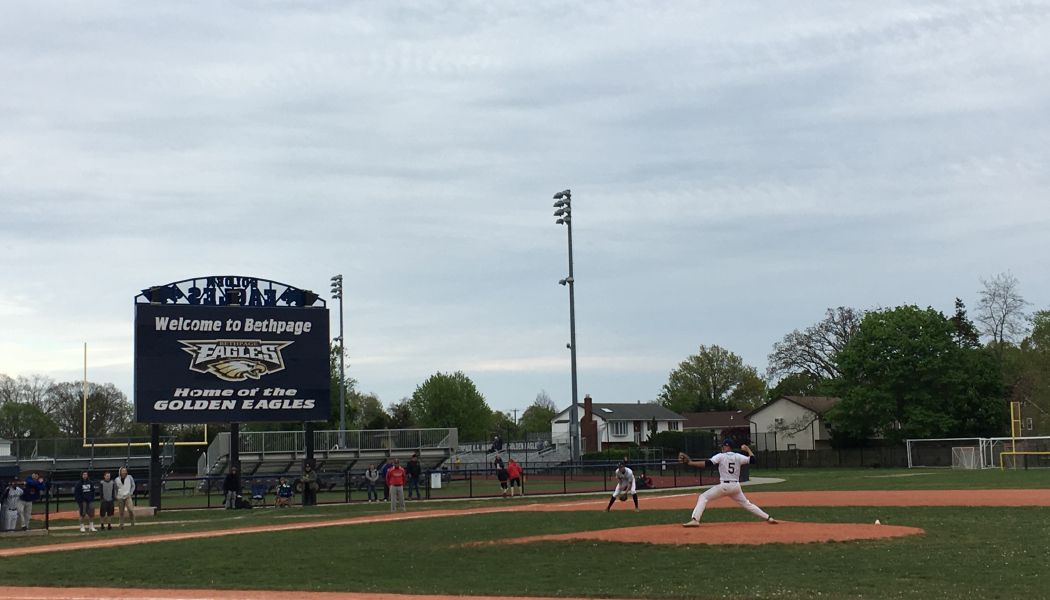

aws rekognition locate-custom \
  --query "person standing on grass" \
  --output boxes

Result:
[364,464,380,503]
[98,471,116,531]
[495,462,510,498]
[74,471,97,533]
[405,453,422,500]
[379,458,393,501]
[679,440,777,527]
[222,466,240,511]
[19,472,46,531]
[386,458,407,512]
[115,466,136,527]
[301,462,319,507]
[2,478,22,532]
[506,458,524,497]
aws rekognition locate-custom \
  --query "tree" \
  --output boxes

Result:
[328,342,357,429]
[658,345,766,413]
[490,410,519,441]
[0,402,60,442]
[977,272,1029,347]
[767,307,864,382]
[766,372,827,401]
[1002,309,1050,432]
[351,391,390,430]
[519,391,558,435]
[386,399,414,429]
[46,381,134,438]
[409,371,492,441]
[949,298,981,348]
[829,306,1005,444]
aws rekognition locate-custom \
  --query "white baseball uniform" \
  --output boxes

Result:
[611,466,636,497]
[690,451,769,522]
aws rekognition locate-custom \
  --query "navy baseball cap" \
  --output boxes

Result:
[722,439,733,446]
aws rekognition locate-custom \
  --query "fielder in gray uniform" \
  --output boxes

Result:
[680,439,777,527]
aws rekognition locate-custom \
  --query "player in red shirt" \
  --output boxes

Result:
[386,459,407,512]
[506,458,524,497]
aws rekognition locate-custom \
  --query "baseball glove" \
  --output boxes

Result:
[678,452,690,464]
[618,491,629,502]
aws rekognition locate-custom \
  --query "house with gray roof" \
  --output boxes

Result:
[551,395,686,453]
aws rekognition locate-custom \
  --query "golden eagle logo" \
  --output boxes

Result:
[179,339,293,382]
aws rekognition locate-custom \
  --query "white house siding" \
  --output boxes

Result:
[749,399,826,451]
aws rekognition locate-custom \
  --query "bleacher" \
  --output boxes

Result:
[197,428,458,490]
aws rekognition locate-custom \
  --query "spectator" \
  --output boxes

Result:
[222,466,241,511]
[379,458,393,501]
[406,453,422,500]
[492,454,504,471]
[506,458,524,497]
[98,471,116,531]
[2,478,22,532]
[496,463,510,498]
[275,477,294,508]
[19,472,46,531]
[364,464,379,503]
[386,458,407,512]
[73,471,97,533]
[301,462,318,506]
[489,435,503,459]
[115,466,136,528]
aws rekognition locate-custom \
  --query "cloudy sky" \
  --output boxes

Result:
[1,1,1048,419]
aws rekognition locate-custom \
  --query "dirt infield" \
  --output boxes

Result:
[523,488,1050,511]
[481,521,924,546]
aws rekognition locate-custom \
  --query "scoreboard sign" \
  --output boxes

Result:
[134,300,330,424]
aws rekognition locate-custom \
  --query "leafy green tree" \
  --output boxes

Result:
[409,371,492,441]
[46,381,134,437]
[1002,310,1050,432]
[830,306,1005,444]
[766,372,828,401]
[0,402,59,442]
[386,399,414,429]
[351,391,390,429]
[518,391,558,434]
[658,345,766,413]
[490,410,519,441]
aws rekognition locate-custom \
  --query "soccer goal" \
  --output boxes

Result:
[907,436,1050,469]
[951,446,978,469]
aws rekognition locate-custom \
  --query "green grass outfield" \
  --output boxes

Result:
[3,467,1050,600]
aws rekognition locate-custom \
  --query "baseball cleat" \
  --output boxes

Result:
[767,517,778,524]
[682,519,700,528]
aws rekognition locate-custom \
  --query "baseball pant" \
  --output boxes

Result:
[691,482,769,522]
[611,480,637,497]
[3,508,18,531]
[389,485,406,512]
[18,500,32,529]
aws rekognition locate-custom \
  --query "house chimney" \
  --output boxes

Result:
[584,394,593,420]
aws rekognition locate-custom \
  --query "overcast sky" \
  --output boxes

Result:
[1,2,1048,419]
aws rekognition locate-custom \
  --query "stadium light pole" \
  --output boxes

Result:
[330,274,346,448]
[553,189,581,464]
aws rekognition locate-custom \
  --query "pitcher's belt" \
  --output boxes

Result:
[722,480,739,484]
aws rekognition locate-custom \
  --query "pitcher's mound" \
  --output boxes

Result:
[493,521,923,546]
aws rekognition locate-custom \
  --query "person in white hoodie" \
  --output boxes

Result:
[114,466,136,528]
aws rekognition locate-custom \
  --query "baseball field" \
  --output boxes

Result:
[1,467,1048,600]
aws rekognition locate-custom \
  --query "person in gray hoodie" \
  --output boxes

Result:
[98,471,116,531]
